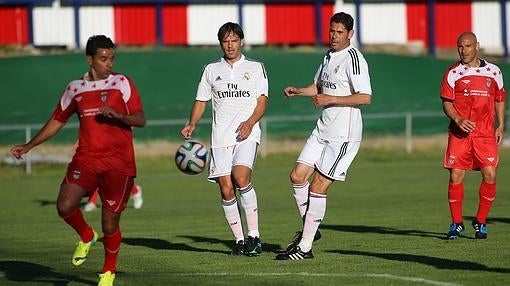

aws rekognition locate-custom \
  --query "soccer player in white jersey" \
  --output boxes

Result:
[180,22,268,256]
[275,12,372,260]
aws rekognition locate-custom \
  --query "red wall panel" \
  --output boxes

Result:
[0,7,29,45]
[320,4,334,45]
[162,5,187,45]
[114,5,156,45]
[435,2,471,48]
[265,4,316,45]
[406,2,428,46]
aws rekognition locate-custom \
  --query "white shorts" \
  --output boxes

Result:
[297,134,360,181]
[208,139,259,180]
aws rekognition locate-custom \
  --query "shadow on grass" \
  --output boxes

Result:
[177,235,282,254]
[0,260,96,285]
[327,250,510,273]
[464,216,510,225]
[320,224,446,239]
[122,237,231,255]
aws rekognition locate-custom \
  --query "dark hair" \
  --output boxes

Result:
[217,22,244,42]
[330,12,354,31]
[85,35,115,56]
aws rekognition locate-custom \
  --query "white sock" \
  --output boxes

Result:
[238,183,260,238]
[293,182,310,218]
[222,198,244,242]
[298,191,326,252]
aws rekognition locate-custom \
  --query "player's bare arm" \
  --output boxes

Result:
[181,100,207,139]
[283,83,317,98]
[442,101,476,133]
[236,95,268,141]
[312,92,371,107]
[495,101,505,144]
[10,118,65,159]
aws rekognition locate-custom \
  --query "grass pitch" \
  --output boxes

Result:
[1,148,509,285]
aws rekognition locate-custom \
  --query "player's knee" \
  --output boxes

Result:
[289,170,306,185]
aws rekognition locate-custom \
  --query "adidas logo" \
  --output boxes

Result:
[215,76,222,81]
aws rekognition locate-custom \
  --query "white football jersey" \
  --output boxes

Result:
[312,45,372,142]
[196,55,268,147]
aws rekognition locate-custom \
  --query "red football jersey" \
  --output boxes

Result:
[440,60,506,138]
[52,72,143,176]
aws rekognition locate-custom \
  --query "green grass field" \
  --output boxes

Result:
[1,148,509,285]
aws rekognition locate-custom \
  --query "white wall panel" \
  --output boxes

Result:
[473,2,502,55]
[360,3,406,44]
[32,6,74,47]
[79,7,115,49]
[242,4,265,45]
[188,5,238,45]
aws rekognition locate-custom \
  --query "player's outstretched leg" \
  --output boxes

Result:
[275,245,314,261]
[285,230,321,252]
[72,230,98,266]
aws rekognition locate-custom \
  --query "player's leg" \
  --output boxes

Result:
[217,175,245,255]
[290,134,322,218]
[84,190,99,212]
[282,135,324,252]
[443,136,471,239]
[131,184,143,209]
[97,173,133,284]
[231,140,261,256]
[59,160,100,266]
[58,183,99,266]
[471,138,498,239]
[209,146,245,254]
[277,141,360,260]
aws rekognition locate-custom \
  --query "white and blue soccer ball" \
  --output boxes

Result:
[174,140,209,175]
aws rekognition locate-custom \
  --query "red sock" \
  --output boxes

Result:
[61,208,94,242]
[476,182,496,224]
[131,185,140,195]
[448,183,464,223]
[102,228,122,273]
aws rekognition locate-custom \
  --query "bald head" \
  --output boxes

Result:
[457,32,477,45]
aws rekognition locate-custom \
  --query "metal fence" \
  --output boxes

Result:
[1,111,450,173]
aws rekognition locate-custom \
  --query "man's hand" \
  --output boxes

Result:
[454,118,476,133]
[283,86,298,98]
[99,106,123,120]
[181,124,195,140]
[236,120,254,141]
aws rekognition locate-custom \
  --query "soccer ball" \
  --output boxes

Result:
[175,140,209,175]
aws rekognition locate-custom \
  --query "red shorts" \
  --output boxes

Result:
[62,154,134,213]
[443,135,499,170]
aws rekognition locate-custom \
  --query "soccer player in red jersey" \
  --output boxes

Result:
[10,35,145,285]
[440,32,506,240]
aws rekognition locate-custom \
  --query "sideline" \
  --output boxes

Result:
[172,272,461,286]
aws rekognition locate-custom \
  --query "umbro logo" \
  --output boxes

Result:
[230,222,238,226]
[314,219,322,223]
[106,200,116,206]
[487,157,495,162]
[462,80,470,84]
[215,76,222,81]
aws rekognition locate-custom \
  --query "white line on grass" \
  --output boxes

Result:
[174,272,461,286]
